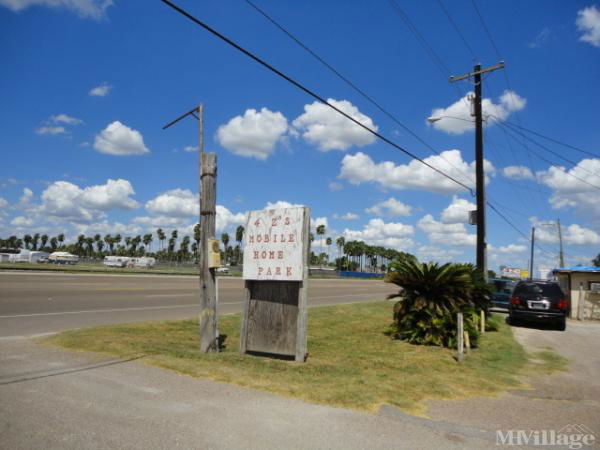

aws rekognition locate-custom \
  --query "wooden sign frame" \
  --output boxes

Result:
[239,207,310,362]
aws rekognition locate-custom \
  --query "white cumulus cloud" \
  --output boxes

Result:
[503,165,535,180]
[216,205,247,233]
[264,200,304,210]
[35,126,66,136]
[37,179,139,222]
[339,149,493,194]
[537,158,600,217]
[292,99,377,151]
[428,90,526,135]
[0,0,113,20]
[145,189,197,217]
[10,216,34,227]
[89,82,112,97]
[94,121,149,156]
[342,218,414,249]
[50,113,82,125]
[441,196,476,224]
[333,212,359,220]
[365,198,412,217]
[576,5,600,47]
[216,108,288,160]
[418,214,476,246]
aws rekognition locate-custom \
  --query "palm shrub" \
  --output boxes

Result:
[385,259,484,347]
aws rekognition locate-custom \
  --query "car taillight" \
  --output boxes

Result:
[558,298,568,310]
[511,296,521,305]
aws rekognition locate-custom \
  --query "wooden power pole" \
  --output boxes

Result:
[557,218,565,268]
[163,103,219,352]
[450,62,504,281]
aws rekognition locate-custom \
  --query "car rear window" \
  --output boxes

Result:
[515,283,562,297]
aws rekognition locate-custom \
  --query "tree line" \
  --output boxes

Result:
[1,223,416,271]
[0,225,246,264]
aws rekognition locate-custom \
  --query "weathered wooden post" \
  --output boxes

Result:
[480,309,485,333]
[577,282,585,321]
[457,312,464,362]
[197,104,219,352]
[240,206,310,362]
[162,103,218,352]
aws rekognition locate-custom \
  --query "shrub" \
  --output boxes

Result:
[385,259,490,348]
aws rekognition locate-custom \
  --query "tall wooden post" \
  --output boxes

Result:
[198,104,218,352]
[457,312,464,362]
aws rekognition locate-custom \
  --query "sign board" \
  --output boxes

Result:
[243,207,305,281]
[240,206,309,361]
[502,267,524,279]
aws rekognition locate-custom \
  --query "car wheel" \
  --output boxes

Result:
[557,317,566,332]
[508,315,519,327]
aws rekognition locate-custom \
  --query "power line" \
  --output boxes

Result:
[500,120,600,178]
[487,201,557,258]
[498,120,600,159]
[482,79,547,211]
[159,0,474,194]
[495,120,600,192]
[388,0,451,77]
[244,0,476,186]
[436,0,477,60]
[469,0,502,58]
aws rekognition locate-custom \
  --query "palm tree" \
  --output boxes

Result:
[316,224,325,267]
[32,233,40,250]
[57,233,65,249]
[23,234,32,249]
[85,237,94,256]
[93,234,101,252]
[221,233,230,264]
[325,237,332,266]
[180,236,191,260]
[157,228,165,251]
[235,225,244,245]
[41,234,49,249]
[104,234,113,254]
[385,259,484,347]
[143,233,153,253]
[131,235,142,255]
[114,234,122,249]
[50,237,58,250]
[336,236,345,263]
[77,235,86,255]
[124,236,131,253]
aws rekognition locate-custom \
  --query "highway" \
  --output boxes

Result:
[0,271,398,338]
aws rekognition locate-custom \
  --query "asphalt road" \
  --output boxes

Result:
[0,271,398,338]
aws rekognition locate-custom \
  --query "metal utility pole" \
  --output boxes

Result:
[450,62,504,281]
[530,227,535,281]
[557,218,565,268]
[163,103,219,353]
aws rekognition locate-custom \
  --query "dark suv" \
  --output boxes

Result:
[509,280,568,331]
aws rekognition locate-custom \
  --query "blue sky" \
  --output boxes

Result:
[1,0,600,274]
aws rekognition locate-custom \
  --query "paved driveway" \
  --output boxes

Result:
[1,316,599,449]
[426,318,600,443]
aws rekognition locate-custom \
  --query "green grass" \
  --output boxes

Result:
[44,302,566,416]
[0,262,200,276]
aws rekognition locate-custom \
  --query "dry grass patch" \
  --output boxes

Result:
[45,301,566,416]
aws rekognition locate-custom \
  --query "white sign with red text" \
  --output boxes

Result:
[243,207,306,281]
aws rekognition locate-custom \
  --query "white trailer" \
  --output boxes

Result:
[131,257,156,268]
[0,253,13,262]
[103,256,130,268]
[48,252,79,265]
